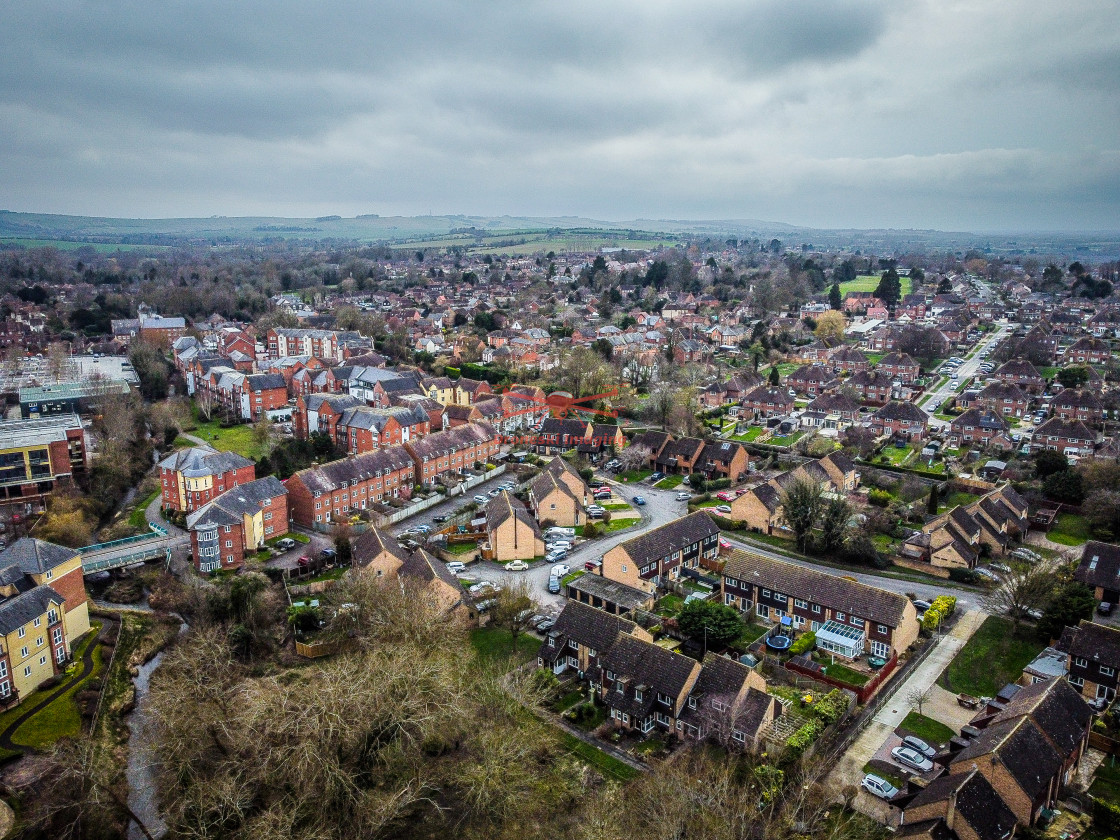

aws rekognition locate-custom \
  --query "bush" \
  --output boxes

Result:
[948,567,981,584]
[789,631,816,655]
[1095,798,1120,834]
[708,478,732,491]
[811,689,849,725]
[707,514,741,531]
[931,595,957,617]
[868,489,892,507]
[785,717,824,760]
[582,522,601,538]
[921,608,942,632]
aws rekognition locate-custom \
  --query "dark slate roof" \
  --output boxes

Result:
[951,716,1062,801]
[1053,389,1104,410]
[400,547,463,594]
[878,352,918,367]
[294,447,415,494]
[692,652,754,700]
[701,440,746,467]
[540,600,638,661]
[0,585,64,635]
[1074,540,1120,590]
[907,769,1017,840]
[0,538,78,575]
[597,634,698,707]
[723,550,909,627]
[404,422,496,462]
[951,408,1009,432]
[873,400,928,422]
[1066,620,1120,671]
[821,450,856,476]
[352,527,411,568]
[995,359,1043,379]
[305,393,363,413]
[788,364,836,383]
[990,675,1091,758]
[246,372,286,391]
[630,430,671,454]
[539,418,591,437]
[614,511,719,565]
[186,476,287,530]
[567,574,652,610]
[157,446,254,475]
[807,392,860,414]
[743,385,793,404]
[977,381,1029,402]
[1033,417,1097,441]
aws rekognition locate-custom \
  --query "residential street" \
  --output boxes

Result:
[921,324,1011,427]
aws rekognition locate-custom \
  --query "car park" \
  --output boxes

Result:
[861,774,899,800]
[446,561,466,574]
[892,746,934,773]
[901,735,936,758]
[547,576,561,594]
[504,560,529,571]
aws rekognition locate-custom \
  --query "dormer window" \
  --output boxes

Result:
[688,696,697,709]
[635,688,643,702]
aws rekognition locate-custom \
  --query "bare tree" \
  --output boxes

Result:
[907,686,932,717]
[617,444,652,473]
[982,559,1060,634]
[195,388,215,421]
[490,577,537,655]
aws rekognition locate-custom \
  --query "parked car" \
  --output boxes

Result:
[604,459,621,471]
[1100,601,1114,616]
[504,560,529,571]
[716,491,736,502]
[593,490,613,500]
[276,538,296,551]
[529,614,550,630]
[901,735,936,758]
[632,495,646,505]
[892,746,934,773]
[975,567,1001,582]
[468,581,497,595]
[861,774,899,800]
[545,551,567,564]
[545,527,576,538]
[548,540,573,551]
[649,472,665,482]
[990,562,1012,574]
[1011,548,1039,562]
[912,599,933,612]
[584,559,602,572]
[675,491,692,501]
[319,548,337,561]
[473,494,488,504]
[547,576,561,594]
[536,618,556,633]
[551,563,571,577]
[433,514,451,523]
[446,561,466,574]
[716,505,732,513]
[488,488,502,497]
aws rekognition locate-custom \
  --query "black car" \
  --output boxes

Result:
[319,548,337,561]
[432,514,450,523]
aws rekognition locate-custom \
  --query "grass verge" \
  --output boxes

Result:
[559,733,638,780]
[470,628,540,668]
[899,711,955,746]
[653,474,684,489]
[127,491,161,530]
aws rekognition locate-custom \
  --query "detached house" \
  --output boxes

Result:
[948,408,1012,449]
[1030,417,1099,457]
[601,512,720,594]
[869,401,929,441]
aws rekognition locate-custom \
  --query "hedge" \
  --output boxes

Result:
[785,718,824,760]
[789,631,816,656]
[921,608,943,632]
[811,689,849,725]
[708,478,732,491]
[948,567,981,584]
[1095,798,1120,834]
[931,595,957,617]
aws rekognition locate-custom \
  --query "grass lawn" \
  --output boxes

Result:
[603,518,635,532]
[1091,756,1120,803]
[878,444,913,466]
[189,419,264,459]
[559,733,638,781]
[820,661,870,687]
[550,689,586,713]
[941,616,1043,697]
[296,567,347,584]
[865,352,885,366]
[942,491,980,510]
[469,628,540,667]
[1049,513,1092,546]
[561,570,585,587]
[657,594,685,617]
[266,532,310,546]
[447,540,479,555]
[9,622,104,750]
[692,499,723,509]
[769,430,805,446]
[731,427,766,442]
[653,474,684,489]
[839,274,913,297]
[871,534,897,553]
[171,435,195,448]
[616,469,652,483]
[735,622,771,647]
[602,503,632,511]
[127,490,160,529]
[899,712,956,746]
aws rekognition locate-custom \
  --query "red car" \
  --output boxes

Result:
[716,491,736,502]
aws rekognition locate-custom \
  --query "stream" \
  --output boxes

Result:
[126,620,186,840]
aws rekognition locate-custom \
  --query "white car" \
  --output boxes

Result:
[861,774,899,800]
[504,560,529,572]
[716,505,732,514]
[473,494,488,504]
[551,563,571,577]
[548,540,573,552]
[446,561,466,574]
[892,746,934,773]
[676,491,692,501]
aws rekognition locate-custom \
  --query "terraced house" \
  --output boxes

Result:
[404,422,500,485]
[287,447,415,527]
[186,476,288,572]
[0,538,92,707]
[900,484,1029,570]
[601,511,720,594]
[159,446,256,513]
[728,452,859,535]
[335,404,430,454]
[537,600,652,677]
[481,492,544,562]
[722,550,919,661]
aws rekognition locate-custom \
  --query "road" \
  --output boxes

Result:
[465,476,689,612]
[921,323,1012,427]
[387,472,522,538]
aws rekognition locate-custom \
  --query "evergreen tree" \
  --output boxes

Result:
[768,366,780,386]
[828,283,842,310]
[927,484,939,515]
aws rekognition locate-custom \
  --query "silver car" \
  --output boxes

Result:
[901,735,936,758]
[861,774,899,800]
[892,745,934,773]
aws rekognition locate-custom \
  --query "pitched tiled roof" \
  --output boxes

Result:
[1034,417,1097,441]
[723,550,909,627]
[873,400,928,422]
[951,716,1063,800]
[404,422,497,462]
[484,492,541,538]
[539,600,638,661]
[0,538,78,575]
[157,446,254,476]
[352,527,411,568]
[566,574,652,611]
[989,676,1091,758]
[614,511,719,565]
[596,634,698,710]
[293,447,414,494]
[185,476,287,530]
[0,585,64,636]
[907,769,1017,840]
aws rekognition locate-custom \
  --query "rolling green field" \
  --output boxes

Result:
[388,230,676,255]
[0,237,170,252]
[838,274,914,297]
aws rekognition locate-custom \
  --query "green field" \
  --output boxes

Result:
[387,229,676,255]
[469,628,540,667]
[899,711,955,746]
[0,237,170,252]
[731,427,767,442]
[838,274,914,298]
[1049,513,1092,546]
[189,419,265,459]
[940,616,1043,697]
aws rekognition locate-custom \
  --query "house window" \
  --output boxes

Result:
[635,689,643,702]
[757,604,769,619]
[851,616,862,626]
[46,570,52,580]
[38,655,46,666]
[811,604,821,614]
[1102,666,1116,678]
[1069,676,1085,688]
[712,699,724,712]
[33,618,40,628]
[732,730,745,743]
[877,624,888,634]
[17,628,24,639]
[224,525,231,533]
[794,599,808,609]
[606,670,614,681]
[23,666,31,677]
[1075,657,1089,668]
[835,612,845,622]
[688,696,697,709]
[762,589,771,597]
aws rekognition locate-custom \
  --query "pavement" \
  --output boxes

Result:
[828,609,985,793]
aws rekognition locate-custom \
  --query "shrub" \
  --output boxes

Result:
[868,489,892,507]
[789,631,816,655]
[948,567,981,584]
[785,717,824,760]
[931,595,957,617]
[708,478,732,491]
[1095,798,1120,834]
[811,689,849,725]
[706,514,741,531]
[582,522,601,538]
[921,608,943,632]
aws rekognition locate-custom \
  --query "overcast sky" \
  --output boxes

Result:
[1,1,1117,231]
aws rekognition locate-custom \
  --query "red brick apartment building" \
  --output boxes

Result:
[158,447,256,513]
[287,447,416,527]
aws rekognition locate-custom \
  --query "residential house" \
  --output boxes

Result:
[1058,620,1120,703]
[528,468,586,528]
[876,352,921,384]
[1074,541,1120,604]
[742,385,794,419]
[158,446,256,513]
[335,404,430,454]
[869,401,929,441]
[721,550,919,661]
[601,512,720,594]
[800,392,861,432]
[828,345,870,373]
[1064,336,1111,365]
[186,476,288,572]
[729,452,859,535]
[786,364,838,397]
[592,634,702,736]
[534,418,593,455]
[537,600,652,676]
[138,315,187,347]
[1030,417,1099,457]
[948,409,1012,449]
[294,393,363,440]
[287,447,415,527]
[900,485,1029,569]
[566,573,656,616]
[482,492,544,562]
[846,369,896,404]
[1052,390,1104,424]
[960,381,1031,418]
[675,653,780,751]
[697,441,750,483]
[993,359,1046,395]
[653,437,706,476]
